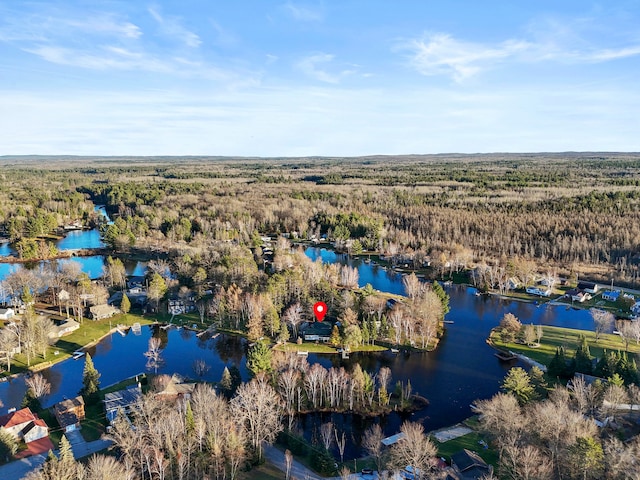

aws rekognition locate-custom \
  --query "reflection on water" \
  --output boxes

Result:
[0,328,249,410]
[0,245,599,461]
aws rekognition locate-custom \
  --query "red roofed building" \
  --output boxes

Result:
[0,407,50,446]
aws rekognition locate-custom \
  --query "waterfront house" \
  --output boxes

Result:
[525,286,551,297]
[49,318,80,338]
[450,449,492,479]
[602,290,621,302]
[300,321,333,342]
[0,308,15,320]
[577,281,599,294]
[156,374,196,401]
[565,289,591,303]
[53,396,85,433]
[89,304,120,321]
[104,384,142,424]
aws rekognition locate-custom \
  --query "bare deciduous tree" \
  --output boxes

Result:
[389,421,437,476]
[362,424,385,473]
[590,308,614,342]
[231,374,282,461]
[25,373,51,400]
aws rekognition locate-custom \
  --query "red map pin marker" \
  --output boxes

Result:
[313,302,327,322]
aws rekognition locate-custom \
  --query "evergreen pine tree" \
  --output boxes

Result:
[594,350,617,379]
[120,292,131,316]
[246,342,272,376]
[228,365,242,394]
[432,281,450,316]
[80,353,101,402]
[276,320,290,344]
[330,324,341,347]
[219,366,233,397]
[548,346,569,378]
[185,401,195,435]
[573,335,593,374]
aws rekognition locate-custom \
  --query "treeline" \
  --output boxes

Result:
[479,366,640,479]
[2,155,640,285]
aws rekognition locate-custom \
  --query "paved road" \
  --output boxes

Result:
[263,444,382,480]
[0,434,113,480]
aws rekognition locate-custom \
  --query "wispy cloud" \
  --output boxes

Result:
[148,6,201,48]
[400,33,529,82]
[0,10,142,43]
[296,53,351,84]
[282,2,324,22]
[395,17,640,82]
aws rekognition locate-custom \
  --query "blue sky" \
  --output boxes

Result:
[1,1,639,156]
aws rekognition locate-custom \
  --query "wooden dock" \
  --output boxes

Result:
[494,351,517,361]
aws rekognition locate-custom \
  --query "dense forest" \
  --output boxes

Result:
[1,153,639,285]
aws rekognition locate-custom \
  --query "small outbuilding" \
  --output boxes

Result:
[0,308,15,320]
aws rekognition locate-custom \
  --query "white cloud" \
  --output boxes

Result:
[399,33,530,82]
[282,2,324,22]
[296,53,358,84]
[400,30,640,81]
[148,6,201,48]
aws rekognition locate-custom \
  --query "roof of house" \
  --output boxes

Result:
[602,290,620,299]
[0,308,14,314]
[578,281,597,289]
[301,321,333,336]
[451,449,489,473]
[54,396,84,415]
[104,385,142,421]
[0,408,37,429]
[15,436,55,458]
[157,374,196,397]
[90,304,119,317]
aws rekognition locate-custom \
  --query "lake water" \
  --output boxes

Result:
[0,208,145,281]
[0,245,597,459]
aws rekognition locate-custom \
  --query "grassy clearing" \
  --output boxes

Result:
[239,462,284,480]
[274,342,388,354]
[491,325,640,365]
[432,431,498,467]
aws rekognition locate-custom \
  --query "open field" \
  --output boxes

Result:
[491,325,640,365]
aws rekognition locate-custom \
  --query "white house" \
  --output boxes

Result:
[525,287,551,297]
[0,308,15,320]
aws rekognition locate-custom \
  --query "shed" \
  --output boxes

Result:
[0,308,15,320]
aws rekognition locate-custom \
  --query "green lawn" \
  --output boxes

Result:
[491,325,640,366]
[3,313,155,377]
[239,462,284,480]
[274,342,388,354]
[432,431,498,467]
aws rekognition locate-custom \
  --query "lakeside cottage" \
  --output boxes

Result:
[577,281,599,294]
[104,384,142,424]
[89,304,120,321]
[53,396,85,433]
[602,290,621,302]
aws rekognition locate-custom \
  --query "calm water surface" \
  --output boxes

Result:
[0,246,597,459]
